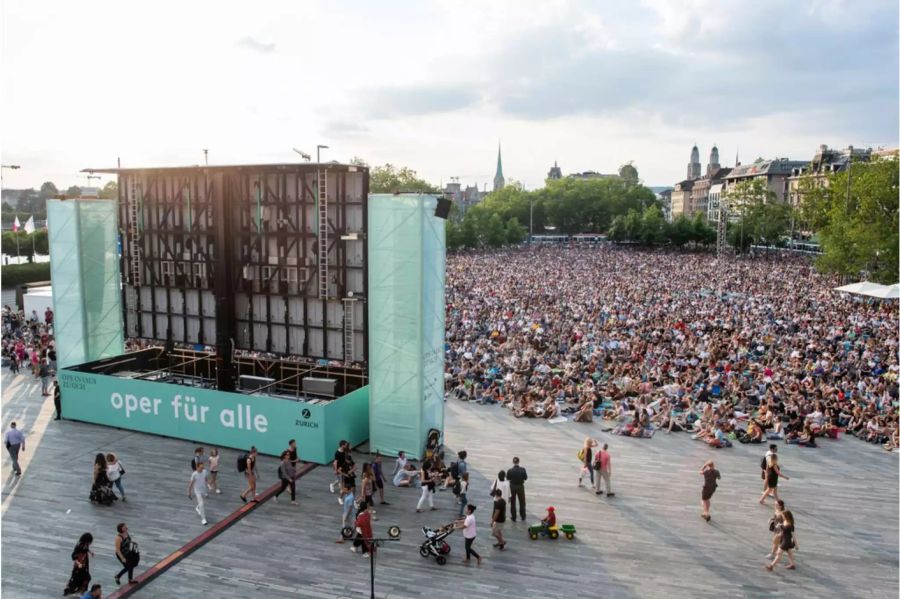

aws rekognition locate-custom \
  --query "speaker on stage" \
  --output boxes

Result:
[434,197,452,219]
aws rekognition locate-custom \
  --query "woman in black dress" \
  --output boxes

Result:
[759,454,789,505]
[766,510,798,570]
[63,533,94,595]
[699,460,720,522]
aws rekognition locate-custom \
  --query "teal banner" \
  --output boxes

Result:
[58,369,369,464]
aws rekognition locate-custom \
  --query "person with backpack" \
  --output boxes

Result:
[191,446,206,472]
[274,451,296,504]
[113,522,139,586]
[239,447,259,503]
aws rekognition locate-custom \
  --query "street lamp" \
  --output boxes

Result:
[341,522,401,599]
[317,145,329,163]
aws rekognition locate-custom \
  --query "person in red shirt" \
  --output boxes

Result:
[352,501,374,556]
[540,506,556,535]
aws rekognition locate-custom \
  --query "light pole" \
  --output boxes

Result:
[317,145,329,163]
[529,196,534,243]
[202,149,208,165]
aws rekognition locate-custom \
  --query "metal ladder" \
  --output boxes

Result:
[342,297,356,363]
[317,169,329,299]
[127,181,142,286]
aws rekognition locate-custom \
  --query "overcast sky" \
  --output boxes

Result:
[2,0,897,192]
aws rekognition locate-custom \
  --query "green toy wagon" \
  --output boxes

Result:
[528,523,576,540]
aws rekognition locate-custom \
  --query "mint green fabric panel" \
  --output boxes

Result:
[77,202,124,361]
[368,194,446,458]
[47,200,123,368]
[420,196,446,439]
[47,201,87,368]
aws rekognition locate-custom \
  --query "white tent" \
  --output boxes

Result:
[867,283,900,300]
[833,281,899,299]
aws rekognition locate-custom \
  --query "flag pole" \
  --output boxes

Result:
[31,214,36,259]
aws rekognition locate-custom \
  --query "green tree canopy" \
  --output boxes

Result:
[369,164,439,193]
[801,157,899,283]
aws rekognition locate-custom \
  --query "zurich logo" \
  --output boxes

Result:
[301,408,311,419]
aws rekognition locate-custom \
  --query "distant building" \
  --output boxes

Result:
[723,157,808,204]
[493,143,505,192]
[687,144,701,180]
[567,171,620,180]
[442,180,485,213]
[670,179,694,219]
[706,144,721,177]
[690,167,731,221]
[547,161,562,180]
[786,144,872,207]
[1,189,27,208]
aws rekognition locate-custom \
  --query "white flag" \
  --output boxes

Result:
[13,216,20,232]
[23,216,35,234]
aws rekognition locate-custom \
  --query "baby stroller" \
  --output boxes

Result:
[419,523,454,565]
[424,428,444,461]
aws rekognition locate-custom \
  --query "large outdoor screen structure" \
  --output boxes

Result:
[49,167,446,463]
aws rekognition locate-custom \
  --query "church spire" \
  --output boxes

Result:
[493,141,505,191]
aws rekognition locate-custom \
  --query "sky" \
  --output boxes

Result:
[1,0,898,192]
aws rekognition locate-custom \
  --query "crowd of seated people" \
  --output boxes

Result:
[443,245,899,452]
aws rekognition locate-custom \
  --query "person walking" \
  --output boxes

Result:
[700,460,720,522]
[4,421,25,476]
[578,437,597,487]
[766,510,798,571]
[287,439,300,476]
[239,446,259,503]
[191,446,205,472]
[490,488,507,550]
[416,459,437,512]
[188,461,209,525]
[456,504,482,566]
[594,443,615,496]
[352,500,375,556]
[63,532,94,596]
[489,470,511,504]
[113,522,139,586]
[761,444,777,490]
[759,454,789,505]
[373,451,389,505]
[39,359,51,395]
[207,448,220,494]
[766,499,787,560]
[506,457,527,522]
[330,440,350,495]
[106,453,127,502]
[336,480,357,543]
[274,451,296,504]
[457,472,470,517]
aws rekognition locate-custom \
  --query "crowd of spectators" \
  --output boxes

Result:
[2,305,56,393]
[444,244,899,452]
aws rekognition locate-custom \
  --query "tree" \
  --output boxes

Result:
[445,219,463,250]
[65,186,82,198]
[32,230,49,255]
[802,157,899,283]
[484,213,507,247]
[99,181,118,199]
[504,217,527,245]
[669,215,694,247]
[691,212,715,246]
[640,205,667,244]
[1,231,33,261]
[369,164,439,193]
[727,218,753,253]
[39,181,59,200]
[619,162,639,187]
[16,189,41,214]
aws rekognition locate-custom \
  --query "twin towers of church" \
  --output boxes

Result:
[687,144,722,180]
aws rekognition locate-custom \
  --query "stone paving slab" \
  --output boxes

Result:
[2,369,898,598]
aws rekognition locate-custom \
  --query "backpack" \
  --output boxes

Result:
[449,461,460,479]
[577,448,585,462]
[760,455,767,470]
[452,479,462,495]
[237,453,249,473]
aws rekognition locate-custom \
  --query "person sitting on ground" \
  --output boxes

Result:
[393,463,419,487]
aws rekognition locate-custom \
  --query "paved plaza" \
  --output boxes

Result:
[2,368,898,598]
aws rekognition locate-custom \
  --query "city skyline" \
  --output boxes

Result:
[2,0,897,191]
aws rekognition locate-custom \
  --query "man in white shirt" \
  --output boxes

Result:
[188,461,209,525]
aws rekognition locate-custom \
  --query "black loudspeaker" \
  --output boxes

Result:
[434,197,452,219]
